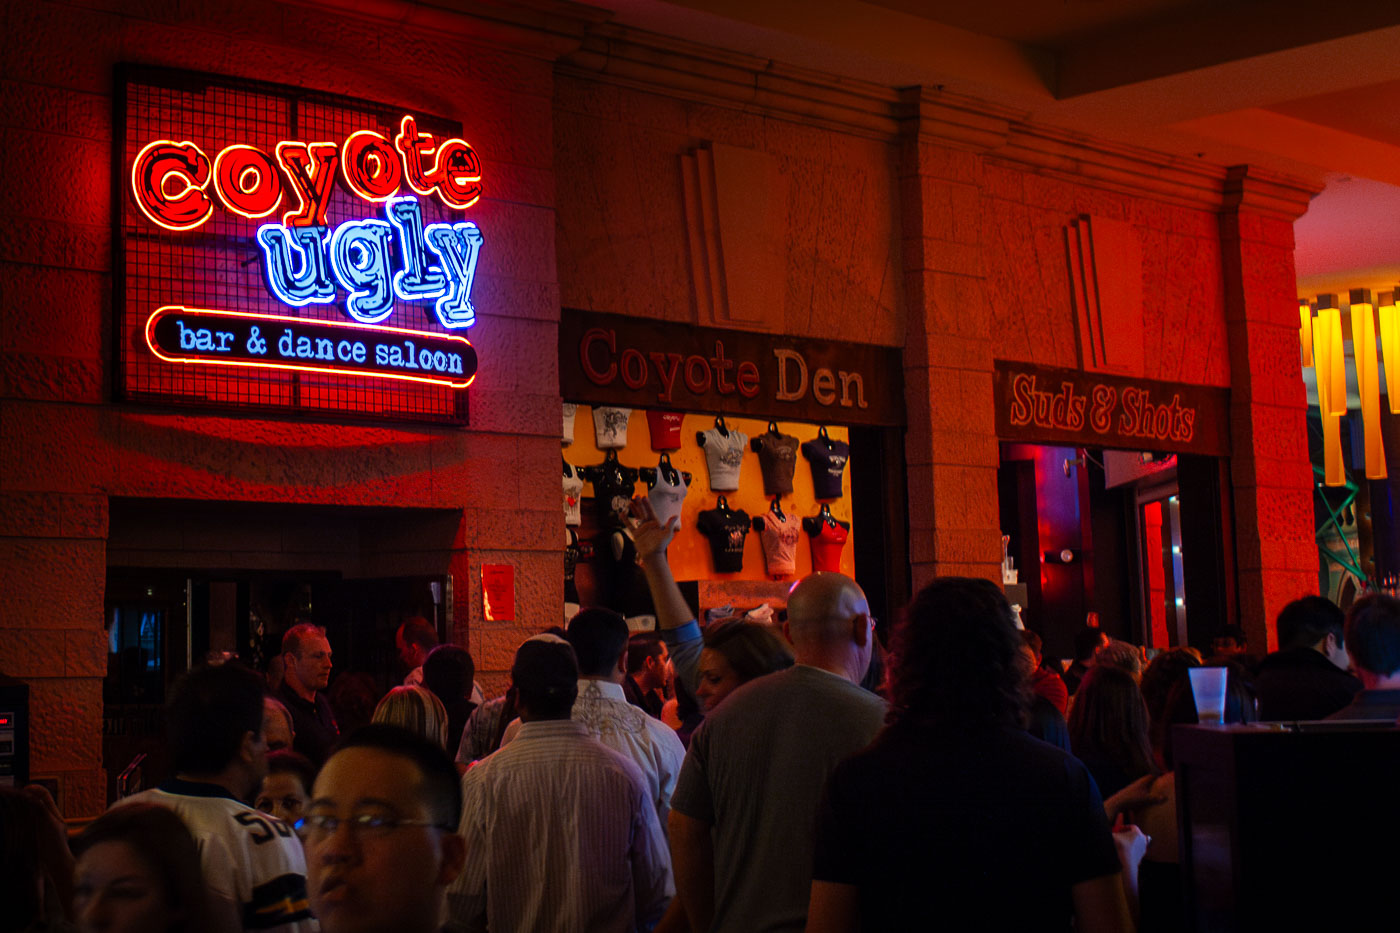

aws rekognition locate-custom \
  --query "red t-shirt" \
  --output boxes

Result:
[646,410,684,450]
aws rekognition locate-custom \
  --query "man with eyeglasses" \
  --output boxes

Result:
[304,724,467,933]
[446,634,672,932]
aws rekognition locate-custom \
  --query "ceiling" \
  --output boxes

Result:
[577,0,1400,298]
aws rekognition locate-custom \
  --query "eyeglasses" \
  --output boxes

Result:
[295,812,453,841]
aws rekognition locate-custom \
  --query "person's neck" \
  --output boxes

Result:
[285,675,316,703]
[176,768,250,802]
[794,646,862,684]
[584,672,625,686]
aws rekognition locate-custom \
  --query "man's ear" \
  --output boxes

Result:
[437,830,468,886]
[617,649,628,676]
[240,730,261,764]
[852,613,871,647]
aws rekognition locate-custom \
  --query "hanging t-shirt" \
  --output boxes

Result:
[647,410,684,450]
[562,402,577,446]
[802,437,850,500]
[697,506,751,574]
[564,529,581,605]
[600,530,655,620]
[647,467,689,531]
[758,510,802,577]
[808,519,849,573]
[563,462,583,526]
[754,431,800,496]
[701,428,748,492]
[579,458,640,523]
[592,406,632,449]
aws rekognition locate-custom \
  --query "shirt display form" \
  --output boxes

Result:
[646,410,684,450]
[562,459,583,526]
[751,421,799,496]
[641,453,690,530]
[801,426,850,500]
[592,405,632,449]
[697,496,751,574]
[804,505,850,573]
[578,450,640,525]
[562,402,577,446]
[698,416,747,492]
[754,499,801,578]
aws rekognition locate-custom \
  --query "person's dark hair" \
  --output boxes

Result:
[168,662,265,774]
[1344,593,1400,677]
[1073,626,1109,662]
[1276,596,1345,651]
[565,607,630,677]
[1214,624,1247,647]
[1020,629,1043,659]
[398,616,438,652]
[0,787,46,933]
[1095,640,1143,679]
[1140,648,1201,753]
[1026,694,1071,752]
[626,632,665,674]
[266,749,317,793]
[1160,662,1257,769]
[702,620,796,683]
[1067,665,1157,783]
[282,622,326,657]
[887,577,1025,729]
[423,645,475,702]
[72,802,210,932]
[512,638,579,719]
[336,724,463,829]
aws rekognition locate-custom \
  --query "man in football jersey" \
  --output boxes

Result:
[121,662,315,933]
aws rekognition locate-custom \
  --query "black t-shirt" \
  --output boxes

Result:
[801,437,850,500]
[753,432,799,496]
[696,507,751,573]
[277,681,340,767]
[813,722,1120,932]
[579,459,640,522]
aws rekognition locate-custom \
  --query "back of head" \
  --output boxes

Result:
[335,723,462,830]
[785,572,869,648]
[168,662,265,775]
[1140,648,1201,730]
[398,616,438,652]
[565,607,629,677]
[1073,625,1108,662]
[1095,639,1143,679]
[512,636,580,719]
[72,802,210,931]
[372,685,450,750]
[1344,594,1400,678]
[1276,596,1344,651]
[702,620,796,682]
[266,748,318,791]
[626,632,664,675]
[422,645,474,702]
[1067,664,1155,779]
[887,577,1024,729]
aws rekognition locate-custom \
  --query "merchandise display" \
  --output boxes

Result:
[564,528,582,608]
[646,410,684,450]
[592,405,632,449]
[562,402,577,446]
[754,500,801,578]
[752,422,800,496]
[801,427,850,500]
[562,459,583,526]
[804,506,850,573]
[578,451,640,524]
[698,418,748,492]
[697,497,752,574]
[641,453,691,530]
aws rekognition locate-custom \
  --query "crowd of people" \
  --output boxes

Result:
[6,497,1400,933]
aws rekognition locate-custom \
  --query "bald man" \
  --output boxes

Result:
[669,572,886,933]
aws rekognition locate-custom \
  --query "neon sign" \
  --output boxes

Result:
[146,307,477,388]
[129,112,484,390]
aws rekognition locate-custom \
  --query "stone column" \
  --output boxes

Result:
[1219,166,1323,650]
[898,90,1011,591]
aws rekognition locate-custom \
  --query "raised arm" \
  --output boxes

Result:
[631,497,702,694]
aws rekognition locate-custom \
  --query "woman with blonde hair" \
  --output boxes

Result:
[371,684,450,750]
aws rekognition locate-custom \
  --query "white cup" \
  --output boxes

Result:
[1188,666,1228,725]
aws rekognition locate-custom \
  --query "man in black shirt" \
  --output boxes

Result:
[276,623,340,766]
[1255,596,1361,721]
[1327,594,1400,721]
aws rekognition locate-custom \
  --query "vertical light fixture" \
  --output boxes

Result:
[1380,289,1400,415]
[1300,301,1314,367]
[1348,290,1386,479]
[1311,294,1347,486]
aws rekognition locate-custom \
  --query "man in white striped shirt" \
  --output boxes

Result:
[447,635,673,933]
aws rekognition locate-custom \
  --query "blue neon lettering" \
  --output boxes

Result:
[386,196,447,302]
[424,221,483,329]
[256,225,335,306]
[329,219,395,324]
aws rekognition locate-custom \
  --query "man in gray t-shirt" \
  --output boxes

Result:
[669,572,886,932]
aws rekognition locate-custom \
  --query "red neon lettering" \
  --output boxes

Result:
[432,139,482,209]
[581,328,617,384]
[395,116,441,197]
[340,130,402,202]
[131,140,212,231]
[276,142,339,227]
[212,144,282,220]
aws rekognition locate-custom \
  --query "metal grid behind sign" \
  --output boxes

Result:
[115,66,470,424]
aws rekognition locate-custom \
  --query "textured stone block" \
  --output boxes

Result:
[29,677,103,770]
[0,539,106,629]
[65,629,108,678]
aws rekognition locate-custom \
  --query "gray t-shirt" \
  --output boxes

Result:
[671,665,886,932]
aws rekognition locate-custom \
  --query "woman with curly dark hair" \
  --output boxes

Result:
[1068,665,1159,798]
[806,577,1131,933]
